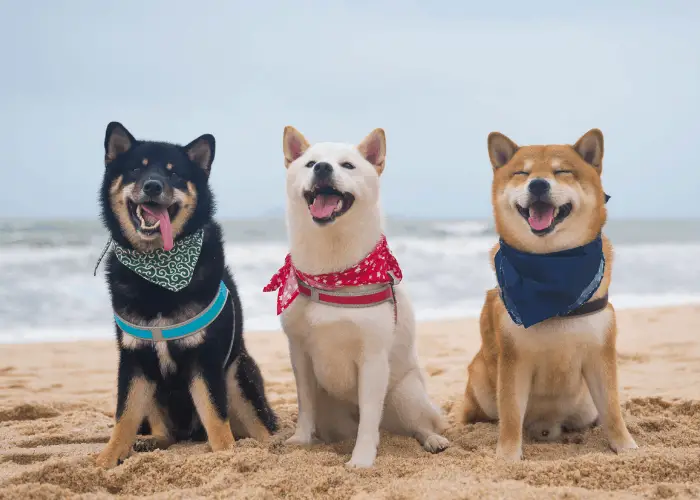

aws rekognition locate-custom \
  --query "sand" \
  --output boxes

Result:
[2,305,700,499]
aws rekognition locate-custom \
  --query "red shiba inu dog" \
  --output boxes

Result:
[461,129,637,461]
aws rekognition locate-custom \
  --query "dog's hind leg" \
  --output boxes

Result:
[226,352,278,441]
[462,350,498,424]
[97,370,155,468]
[190,369,235,452]
[382,369,449,454]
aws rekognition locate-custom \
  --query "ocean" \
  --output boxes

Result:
[2,217,700,343]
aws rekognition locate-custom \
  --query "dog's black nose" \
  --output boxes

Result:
[143,179,164,197]
[313,162,333,177]
[528,178,550,197]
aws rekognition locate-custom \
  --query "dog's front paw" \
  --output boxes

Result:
[95,445,129,469]
[346,443,377,469]
[423,434,450,454]
[285,431,319,447]
[345,455,375,469]
[496,443,522,462]
[609,433,638,454]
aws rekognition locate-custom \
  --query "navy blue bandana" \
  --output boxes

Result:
[495,236,606,328]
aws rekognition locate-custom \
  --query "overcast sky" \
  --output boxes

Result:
[1,0,698,219]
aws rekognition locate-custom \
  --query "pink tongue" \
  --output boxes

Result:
[142,205,173,251]
[528,205,555,231]
[310,195,341,219]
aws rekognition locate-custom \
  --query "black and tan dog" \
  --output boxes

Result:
[96,122,277,468]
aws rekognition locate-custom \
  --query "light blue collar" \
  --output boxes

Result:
[114,281,229,341]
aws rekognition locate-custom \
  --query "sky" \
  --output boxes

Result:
[1,0,699,219]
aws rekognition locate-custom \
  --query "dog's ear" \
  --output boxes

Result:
[283,126,310,168]
[358,128,387,175]
[104,122,135,165]
[184,134,216,176]
[487,132,519,169]
[573,128,604,169]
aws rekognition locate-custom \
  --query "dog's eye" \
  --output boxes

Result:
[305,161,316,169]
[554,170,573,175]
[341,162,355,170]
[512,171,528,176]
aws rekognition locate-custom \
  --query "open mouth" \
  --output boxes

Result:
[303,184,355,225]
[127,200,180,250]
[516,201,572,236]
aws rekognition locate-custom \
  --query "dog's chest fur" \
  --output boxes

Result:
[500,305,613,407]
[119,306,207,376]
[282,293,396,403]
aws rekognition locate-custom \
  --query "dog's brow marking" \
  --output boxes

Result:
[166,163,173,170]
[551,158,561,169]
[523,160,534,172]
[142,158,149,166]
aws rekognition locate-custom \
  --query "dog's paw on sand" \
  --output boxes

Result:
[496,445,523,462]
[609,437,638,454]
[422,434,450,453]
[285,432,321,447]
[345,456,375,469]
[132,436,173,453]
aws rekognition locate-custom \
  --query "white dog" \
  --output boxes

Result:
[264,126,449,468]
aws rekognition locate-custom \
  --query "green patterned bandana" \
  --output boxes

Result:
[113,229,204,292]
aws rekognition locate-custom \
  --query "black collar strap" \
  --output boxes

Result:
[563,294,609,318]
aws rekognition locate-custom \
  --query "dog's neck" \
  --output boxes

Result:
[287,205,383,275]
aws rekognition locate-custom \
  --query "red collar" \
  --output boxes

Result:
[263,235,402,316]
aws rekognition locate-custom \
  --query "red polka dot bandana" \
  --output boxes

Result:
[263,235,403,315]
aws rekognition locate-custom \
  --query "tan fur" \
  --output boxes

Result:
[108,177,196,252]
[190,376,235,452]
[96,377,155,468]
[108,176,142,250]
[462,129,637,461]
[169,181,197,241]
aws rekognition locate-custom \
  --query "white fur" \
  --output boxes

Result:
[280,137,448,468]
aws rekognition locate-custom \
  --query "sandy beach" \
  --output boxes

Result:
[2,305,700,499]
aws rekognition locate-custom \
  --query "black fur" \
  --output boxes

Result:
[99,122,277,448]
